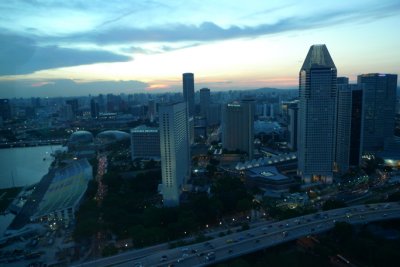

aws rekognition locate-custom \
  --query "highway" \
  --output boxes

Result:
[74,202,400,267]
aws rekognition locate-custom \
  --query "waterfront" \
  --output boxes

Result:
[0,145,62,189]
[0,145,64,235]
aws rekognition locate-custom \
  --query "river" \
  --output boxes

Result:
[0,145,63,189]
[0,145,63,235]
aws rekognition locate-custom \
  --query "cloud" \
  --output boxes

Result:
[0,33,131,76]
[54,2,400,44]
[0,79,149,98]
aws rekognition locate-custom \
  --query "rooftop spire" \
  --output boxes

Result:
[301,44,336,70]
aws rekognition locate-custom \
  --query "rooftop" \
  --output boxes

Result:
[301,44,336,70]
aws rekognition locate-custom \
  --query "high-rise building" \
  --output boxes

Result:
[90,99,99,119]
[159,102,190,207]
[131,125,160,160]
[66,99,79,118]
[200,88,211,118]
[183,73,195,144]
[0,99,11,121]
[334,77,364,172]
[222,99,254,159]
[207,103,221,126]
[147,100,157,122]
[335,84,353,173]
[183,73,195,117]
[349,88,363,166]
[287,100,299,151]
[358,73,398,153]
[297,44,337,183]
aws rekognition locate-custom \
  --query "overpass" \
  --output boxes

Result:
[75,202,400,267]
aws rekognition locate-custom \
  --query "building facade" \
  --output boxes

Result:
[359,73,398,153]
[0,98,11,121]
[183,73,195,117]
[297,44,337,183]
[131,125,161,160]
[222,99,254,159]
[183,73,195,144]
[335,83,353,173]
[200,88,211,118]
[159,102,190,206]
[287,100,299,151]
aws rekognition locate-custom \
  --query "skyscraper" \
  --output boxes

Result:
[200,88,211,118]
[183,73,195,144]
[183,73,195,117]
[335,83,353,173]
[222,99,254,159]
[358,73,398,153]
[349,87,363,166]
[297,44,337,183]
[287,100,299,151]
[0,99,11,121]
[159,102,190,207]
[90,99,99,119]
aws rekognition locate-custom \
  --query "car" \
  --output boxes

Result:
[160,255,168,262]
[226,239,234,244]
[182,253,189,258]
[191,249,197,254]
[205,252,215,261]
[177,257,185,263]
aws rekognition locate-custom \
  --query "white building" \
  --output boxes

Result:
[159,102,190,206]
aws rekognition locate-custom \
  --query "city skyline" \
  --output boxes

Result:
[1,0,400,98]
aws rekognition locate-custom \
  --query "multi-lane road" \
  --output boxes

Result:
[75,202,400,267]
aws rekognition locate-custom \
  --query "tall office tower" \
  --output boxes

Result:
[349,87,363,166]
[287,101,299,151]
[207,103,221,126]
[0,99,11,121]
[147,100,157,122]
[159,102,190,207]
[358,73,398,153]
[335,84,353,173]
[131,125,160,161]
[335,77,363,170]
[66,99,79,118]
[183,73,195,117]
[200,88,211,118]
[90,99,99,119]
[297,44,337,183]
[183,73,195,144]
[222,99,255,159]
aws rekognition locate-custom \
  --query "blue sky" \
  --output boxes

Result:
[0,0,399,97]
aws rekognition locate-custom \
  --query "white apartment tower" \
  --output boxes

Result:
[159,102,190,207]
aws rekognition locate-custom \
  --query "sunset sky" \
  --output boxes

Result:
[0,0,399,97]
